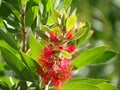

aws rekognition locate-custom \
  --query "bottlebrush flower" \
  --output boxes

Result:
[66,45,76,53]
[38,45,74,90]
[49,32,58,42]
[66,31,74,40]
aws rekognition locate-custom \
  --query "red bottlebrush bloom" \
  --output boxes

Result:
[38,45,73,90]
[44,46,54,57]
[59,45,64,50]
[49,32,58,42]
[66,31,74,40]
[67,45,76,53]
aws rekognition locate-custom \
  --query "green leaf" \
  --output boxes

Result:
[0,63,10,71]
[63,83,101,90]
[0,81,10,90]
[66,14,76,30]
[72,28,88,40]
[3,1,20,21]
[61,50,72,59]
[25,6,39,26]
[0,40,17,53]
[96,82,117,90]
[76,22,91,47]
[29,35,43,61]
[92,50,118,64]
[63,0,72,9]
[0,29,18,49]
[3,20,20,33]
[52,8,61,24]
[69,78,108,85]
[72,46,108,69]
[41,25,51,31]
[0,46,35,82]
[35,29,48,41]
[20,51,39,73]
[0,76,18,88]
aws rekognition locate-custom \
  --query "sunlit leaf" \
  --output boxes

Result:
[92,50,118,64]
[72,46,108,69]
[29,35,43,61]
[66,14,76,30]
[96,82,117,90]
[63,83,101,90]
[52,8,61,24]
[63,0,72,9]
[61,50,72,59]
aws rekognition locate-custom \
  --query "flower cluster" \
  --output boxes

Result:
[38,30,76,89]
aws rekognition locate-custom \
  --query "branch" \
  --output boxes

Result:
[21,8,26,52]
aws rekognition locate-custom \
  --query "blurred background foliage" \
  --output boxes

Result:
[71,0,120,89]
[0,0,120,89]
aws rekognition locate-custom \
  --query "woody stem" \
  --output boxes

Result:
[21,8,26,52]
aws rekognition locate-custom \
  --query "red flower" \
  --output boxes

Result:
[66,45,76,53]
[49,32,58,42]
[66,31,74,40]
[38,45,73,90]
[44,46,54,57]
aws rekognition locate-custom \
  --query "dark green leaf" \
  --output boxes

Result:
[3,20,20,33]
[0,46,36,82]
[25,6,39,26]
[0,81,10,90]
[72,46,108,69]
[35,29,48,41]
[0,29,18,49]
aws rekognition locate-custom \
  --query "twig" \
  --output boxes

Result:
[21,8,26,52]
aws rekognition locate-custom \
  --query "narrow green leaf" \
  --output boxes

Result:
[63,0,72,9]
[72,28,87,40]
[61,50,72,59]
[66,14,76,30]
[52,8,61,24]
[29,35,43,61]
[92,50,118,64]
[0,76,18,88]
[20,51,39,74]
[3,20,20,33]
[0,40,17,53]
[41,25,51,31]
[0,46,35,82]
[63,83,101,90]
[0,29,18,49]
[0,81,10,90]
[77,22,91,47]
[72,46,108,69]
[35,29,48,41]
[25,6,39,26]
